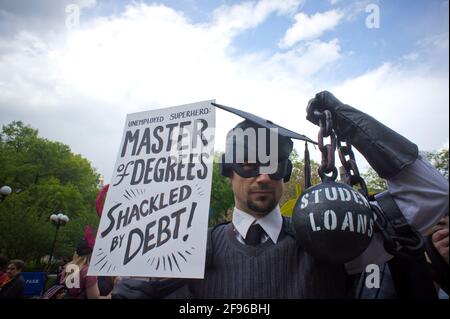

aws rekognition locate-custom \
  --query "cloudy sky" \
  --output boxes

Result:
[0,0,448,182]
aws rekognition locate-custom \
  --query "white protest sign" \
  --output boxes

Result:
[89,100,215,278]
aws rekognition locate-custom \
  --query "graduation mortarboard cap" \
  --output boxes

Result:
[212,102,316,163]
[211,103,316,144]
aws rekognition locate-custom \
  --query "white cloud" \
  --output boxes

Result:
[402,52,419,61]
[211,0,302,46]
[343,0,374,22]
[270,39,341,76]
[0,0,97,31]
[279,10,344,49]
[417,33,449,52]
[78,0,96,9]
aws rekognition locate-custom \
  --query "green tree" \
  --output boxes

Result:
[209,152,234,226]
[0,121,100,270]
[280,148,320,207]
[362,167,388,195]
[421,147,449,179]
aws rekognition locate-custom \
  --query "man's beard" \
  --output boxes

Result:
[247,195,278,215]
[245,183,279,215]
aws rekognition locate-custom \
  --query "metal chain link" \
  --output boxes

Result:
[370,203,425,258]
[337,138,369,199]
[317,110,338,181]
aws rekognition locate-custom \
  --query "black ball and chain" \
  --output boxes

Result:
[293,110,375,263]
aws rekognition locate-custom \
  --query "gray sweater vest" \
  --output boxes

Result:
[186,219,350,298]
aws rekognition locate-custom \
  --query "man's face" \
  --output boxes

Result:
[230,163,283,217]
[6,263,21,278]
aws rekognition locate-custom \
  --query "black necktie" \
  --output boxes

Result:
[245,224,265,246]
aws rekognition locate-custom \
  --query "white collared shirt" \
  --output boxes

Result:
[232,206,283,245]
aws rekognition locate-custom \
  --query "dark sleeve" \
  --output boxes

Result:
[112,278,187,299]
[0,277,26,299]
[98,277,115,296]
[346,273,362,299]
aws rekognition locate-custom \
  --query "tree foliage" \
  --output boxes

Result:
[421,147,449,179]
[0,121,100,270]
[280,148,320,207]
[208,153,234,226]
[362,167,388,195]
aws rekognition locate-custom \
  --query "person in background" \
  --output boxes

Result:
[0,255,8,287]
[60,227,111,299]
[0,259,26,299]
[56,258,70,284]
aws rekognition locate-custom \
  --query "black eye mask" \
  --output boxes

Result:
[231,159,290,180]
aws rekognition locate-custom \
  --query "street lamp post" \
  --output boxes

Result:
[48,212,69,270]
[0,185,12,202]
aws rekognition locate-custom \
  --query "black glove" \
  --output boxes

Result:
[306,91,418,179]
[112,277,186,299]
[307,91,346,127]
